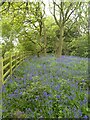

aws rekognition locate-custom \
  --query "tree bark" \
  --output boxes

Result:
[55,26,64,57]
[43,22,47,56]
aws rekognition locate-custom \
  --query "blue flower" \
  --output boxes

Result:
[48,110,53,115]
[56,95,60,99]
[83,115,88,119]
[29,75,32,80]
[2,85,5,92]
[2,110,5,113]
[19,92,22,95]
[82,79,85,82]
[26,108,32,113]
[9,79,13,83]
[83,97,87,104]
[49,100,53,103]
[35,96,39,100]
[54,84,60,91]
[43,91,48,97]
[14,89,18,93]
[78,109,82,116]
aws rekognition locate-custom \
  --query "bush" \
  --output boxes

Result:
[63,35,88,57]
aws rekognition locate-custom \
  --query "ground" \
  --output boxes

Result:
[2,55,89,118]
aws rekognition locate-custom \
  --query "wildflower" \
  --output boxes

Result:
[2,85,6,93]
[9,79,13,83]
[56,95,60,99]
[49,100,53,103]
[29,75,32,80]
[35,96,39,100]
[19,92,22,95]
[82,79,85,82]
[83,115,88,119]
[68,95,73,100]
[48,110,53,115]
[43,91,49,97]
[54,84,60,91]
[2,110,5,113]
[26,108,32,113]
[14,89,18,93]
[83,97,87,104]
[78,109,82,117]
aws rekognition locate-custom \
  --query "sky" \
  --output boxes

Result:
[43,0,52,16]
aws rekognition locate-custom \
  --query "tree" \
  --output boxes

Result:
[0,1,47,57]
[43,16,58,54]
[49,0,83,57]
[25,1,47,56]
[0,0,88,58]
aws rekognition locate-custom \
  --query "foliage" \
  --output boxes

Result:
[0,1,89,119]
[0,1,88,58]
[44,16,58,53]
[67,35,88,57]
[2,55,89,118]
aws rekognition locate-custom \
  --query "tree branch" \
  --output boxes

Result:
[0,0,6,6]
[53,1,60,27]
[64,3,73,20]
[64,2,82,24]
[24,20,38,29]
[61,2,64,24]
[25,0,28,10]
[23,30,43,49]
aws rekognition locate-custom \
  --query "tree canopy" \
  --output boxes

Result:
[0,0,88,58]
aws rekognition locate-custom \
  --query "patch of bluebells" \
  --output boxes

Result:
[2,55,89,118]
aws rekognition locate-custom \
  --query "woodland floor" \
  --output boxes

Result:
[2,55,89,119]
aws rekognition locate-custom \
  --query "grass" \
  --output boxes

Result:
[2,55,89,119]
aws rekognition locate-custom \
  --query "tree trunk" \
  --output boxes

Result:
[43,22,47,56]
[36,31,42,57]
[55,26,64,58]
